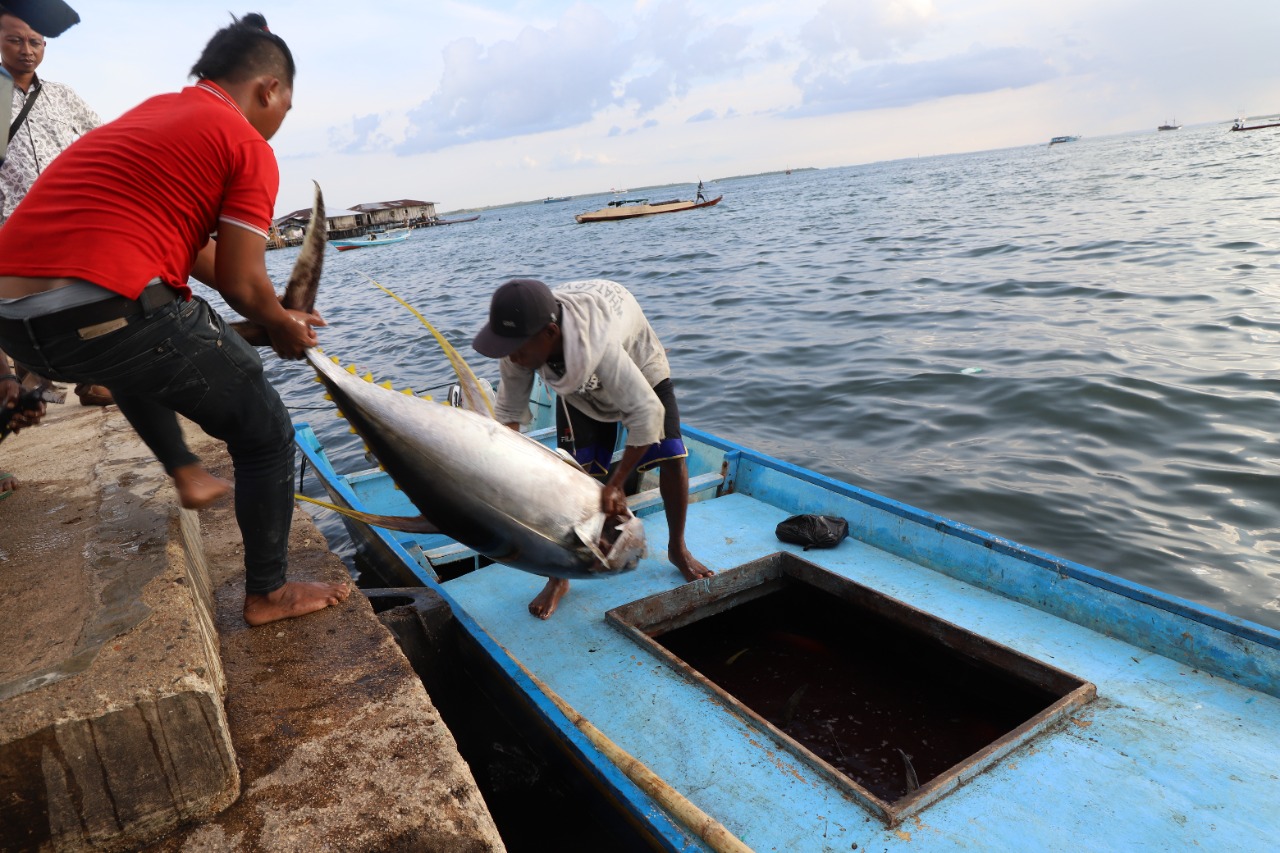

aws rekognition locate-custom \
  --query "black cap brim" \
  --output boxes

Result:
[472,324,533,359]
[3,1,81,37]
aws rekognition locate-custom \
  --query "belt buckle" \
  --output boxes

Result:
[78,317,128,340]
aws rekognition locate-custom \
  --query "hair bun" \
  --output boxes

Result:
[239,12,269,31]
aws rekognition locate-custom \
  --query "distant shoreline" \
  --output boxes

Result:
[443,167,818,215]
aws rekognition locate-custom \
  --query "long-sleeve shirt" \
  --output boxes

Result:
[494,279,672,447]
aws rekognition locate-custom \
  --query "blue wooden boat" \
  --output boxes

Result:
[330,231,410,251]
[294,381,1280,851]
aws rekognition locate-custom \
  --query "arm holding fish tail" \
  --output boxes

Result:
[195,227,322,359]
[602,444,648,517]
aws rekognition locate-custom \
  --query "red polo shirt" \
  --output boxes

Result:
[0,81,278,299]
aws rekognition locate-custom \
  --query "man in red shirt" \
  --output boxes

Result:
[0,13,349,625]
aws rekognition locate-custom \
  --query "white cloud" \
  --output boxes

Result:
[799,0,937,62]
[793,44,1056,115]
[399,6,630,153]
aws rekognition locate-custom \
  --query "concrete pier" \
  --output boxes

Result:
[0,396,505,851]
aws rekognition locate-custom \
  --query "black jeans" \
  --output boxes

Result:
[0,295,293,594]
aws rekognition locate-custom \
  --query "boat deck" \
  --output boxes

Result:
[442,490,1280,850]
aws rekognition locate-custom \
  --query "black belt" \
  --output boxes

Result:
[0,284,180,340]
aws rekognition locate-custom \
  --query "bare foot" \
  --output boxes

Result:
[0,472,17,497]
[529,577,570,620]
[172,463,233,509]
[671,544,714,583]
[243,580,351,626]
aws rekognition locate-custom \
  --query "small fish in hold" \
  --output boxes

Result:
[897,748,920,793]
[781,683,808,728]
[725,648,749,665]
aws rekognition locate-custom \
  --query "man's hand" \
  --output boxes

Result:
[266,309,323,359]
[1,375,20,411]
[2,378,46,431]
[600,483,628,517]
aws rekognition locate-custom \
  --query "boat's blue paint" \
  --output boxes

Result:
[295,419,1280,851]
[295,424,702,851]
[684,426,1280,697]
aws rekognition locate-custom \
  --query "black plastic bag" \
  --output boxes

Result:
[775,514,849,550]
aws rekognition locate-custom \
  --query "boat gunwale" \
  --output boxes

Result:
[681,425,1280,653]
[297,420,1280,697]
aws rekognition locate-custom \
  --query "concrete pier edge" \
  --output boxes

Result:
[0,395,505,852]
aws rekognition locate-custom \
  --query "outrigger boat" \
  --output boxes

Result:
[1230,117,1280,132]
[575,195,722,224]
[330,230,410,251]
[293,370,1280,852]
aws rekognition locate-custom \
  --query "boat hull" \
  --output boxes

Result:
[331,233,410,250]
[575,195,722,224]
[295,400,1280,850]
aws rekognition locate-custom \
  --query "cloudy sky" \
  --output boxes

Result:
[37,1,1280,214]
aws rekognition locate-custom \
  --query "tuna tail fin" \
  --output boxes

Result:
[355,271,495,418]
[296,493,440,534]
[233,179,326,346]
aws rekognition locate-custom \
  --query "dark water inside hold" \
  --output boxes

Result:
[655,583,1058,803]
[266,122,1280,630]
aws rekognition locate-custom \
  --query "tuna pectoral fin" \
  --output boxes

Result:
[295,493,440,534]
[555,448,588,473]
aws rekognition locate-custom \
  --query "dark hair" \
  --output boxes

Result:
[189,12,295,85]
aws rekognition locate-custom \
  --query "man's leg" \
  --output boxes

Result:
[644,378,713,583]
[111,391,231,509]
[157,300,348,624]
[658,456,713,582]
[532,400,617,620]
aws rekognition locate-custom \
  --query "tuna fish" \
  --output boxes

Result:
[306,348,646,579]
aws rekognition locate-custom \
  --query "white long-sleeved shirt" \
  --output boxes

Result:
[493,279,671,446]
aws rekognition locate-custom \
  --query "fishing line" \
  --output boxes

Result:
[353,271,495,418]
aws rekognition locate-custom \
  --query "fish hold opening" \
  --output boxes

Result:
[606,552,1094,825]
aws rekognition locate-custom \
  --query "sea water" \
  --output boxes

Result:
[265,121,1280,630]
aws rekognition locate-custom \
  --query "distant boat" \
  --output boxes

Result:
[1230,117,1280,132]
[543,196,571,204]
[430,215,481,225]
[575,195,722,224]
[330,231,410,251]
[1157,120,1181,131]
[1048,135,1080,146]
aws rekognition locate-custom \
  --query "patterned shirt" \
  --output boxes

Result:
[0,75,100,222]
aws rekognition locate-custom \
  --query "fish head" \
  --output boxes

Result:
[572,508,646,576]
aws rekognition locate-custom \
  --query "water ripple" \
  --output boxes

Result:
[264,124,1280,629]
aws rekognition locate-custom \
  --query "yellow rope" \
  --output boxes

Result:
[354,271,495,418]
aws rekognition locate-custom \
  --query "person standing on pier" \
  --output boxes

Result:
[0,5,112,406]
[473,278,714,619]
[0,13,348,625]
